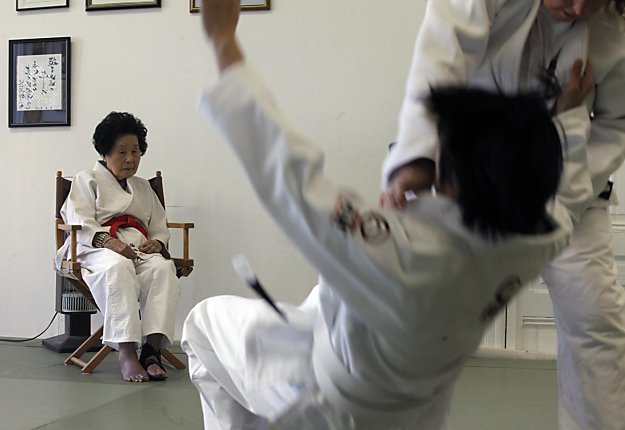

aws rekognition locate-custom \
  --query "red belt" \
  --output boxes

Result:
[103,215,148,239]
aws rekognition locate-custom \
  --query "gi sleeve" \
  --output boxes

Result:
[147,188,170,246]
[552,106,594,224]
[382,0,495,187]
[62,171,109,247]
[200,64,454,327]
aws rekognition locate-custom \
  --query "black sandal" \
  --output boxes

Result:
[139,343,167,380]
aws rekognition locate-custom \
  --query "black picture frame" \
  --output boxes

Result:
[16,0,69,11]
[8,37,71,128]
[190,0,270,13]
[86,0,160,11]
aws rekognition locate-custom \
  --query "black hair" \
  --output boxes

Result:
[92,112,148,156]
[427,87,563,239]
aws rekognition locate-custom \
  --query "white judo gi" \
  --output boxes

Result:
[181,64,593,430]
[384,1,625,429]
[56,161,180,349]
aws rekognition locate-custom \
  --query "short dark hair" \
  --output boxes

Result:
[427,87,563,239]
[92,112,148,156]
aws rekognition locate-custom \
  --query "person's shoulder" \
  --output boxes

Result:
[591,8,625,41]
[73,168,97,182]
[129,175,150,187]
[128,175,153,194]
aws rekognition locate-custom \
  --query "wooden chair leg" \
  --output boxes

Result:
[65,325,104,367]
[65,325,113,374]
[161,348,186,370]
[80,345,113,374]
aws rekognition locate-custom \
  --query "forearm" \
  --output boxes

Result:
[554,106,593,221]
[384,0,494,186]
[213,35,244,74]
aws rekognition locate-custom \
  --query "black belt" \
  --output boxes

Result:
[599,180,614,200]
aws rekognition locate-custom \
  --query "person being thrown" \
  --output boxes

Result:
[181,0,595,428]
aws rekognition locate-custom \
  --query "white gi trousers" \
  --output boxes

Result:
[78,248,180,349]
[542,205,625,430]
[182,295,323,430]
[181,294,453,430]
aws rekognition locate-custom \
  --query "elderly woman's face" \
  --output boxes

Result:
[542,0,607,21]
[104,134,141,180]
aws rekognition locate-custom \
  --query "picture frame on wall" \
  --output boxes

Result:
[86,0,160,11]
[8,37,71,128]
[190,0,270,13]
[16,0,69,11]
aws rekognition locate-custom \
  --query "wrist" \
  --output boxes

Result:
[213,35,244,73]
[93,232,114,248]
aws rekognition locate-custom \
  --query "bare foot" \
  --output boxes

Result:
[119,348,149,382]
[140,341,168,381]
[146,362,168,381]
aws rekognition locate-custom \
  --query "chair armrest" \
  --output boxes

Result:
[56,223,81,261]
[167,222,195,229]
[57,223,82,232]
[166,222,194,261]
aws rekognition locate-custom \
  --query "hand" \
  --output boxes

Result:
[379,159,435,209]
[201,0,244,72]
[555,60,594,114]
[138,240,162,255]
[104,238,138,260]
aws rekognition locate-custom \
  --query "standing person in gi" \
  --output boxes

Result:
[181,0,595,429]
[381,1,625,429]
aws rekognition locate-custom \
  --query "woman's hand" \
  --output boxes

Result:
[556,60,594,114]
[104,238,138,260]
[138,240,162,255]
[380,159,435,209]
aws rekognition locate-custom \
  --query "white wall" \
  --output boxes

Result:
[0,0,426,340]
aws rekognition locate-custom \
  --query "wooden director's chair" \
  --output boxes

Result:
[54,170,194,374]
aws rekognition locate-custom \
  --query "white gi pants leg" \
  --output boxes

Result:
[182,295,319,430]
[542,206,625,430]
[78,248,180,349]
[181,299,269,430]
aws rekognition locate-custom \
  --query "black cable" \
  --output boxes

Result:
[0,312,59,343]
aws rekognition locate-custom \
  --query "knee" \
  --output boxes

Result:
[107,252,136,274]
[151,258,178,280]
[182,297,227,346]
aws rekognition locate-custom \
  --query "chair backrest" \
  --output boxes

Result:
[56,171,72,250]
[148,170,165,209]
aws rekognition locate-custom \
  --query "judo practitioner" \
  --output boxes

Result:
[181,0,596,428]
[381,1,625,428]
[57,112,180,382]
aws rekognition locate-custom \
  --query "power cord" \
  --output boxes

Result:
[0,312,59,343]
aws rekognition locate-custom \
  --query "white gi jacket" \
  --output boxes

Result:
[384,0,625,201]
[198,63,592,429]
[56,161,170,266]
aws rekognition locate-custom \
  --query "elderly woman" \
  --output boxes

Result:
[57,112,180,382]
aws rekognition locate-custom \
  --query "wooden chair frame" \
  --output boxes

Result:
[55,170,194,374]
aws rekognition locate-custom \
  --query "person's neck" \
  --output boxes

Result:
[100,160,128,188]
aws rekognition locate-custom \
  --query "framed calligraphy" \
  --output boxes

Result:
[86,0,160,11]
[16,0,69,11]
[189,0,270,13]
[9,37,71,127]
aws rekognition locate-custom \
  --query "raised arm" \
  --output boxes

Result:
[198,0,452,328]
